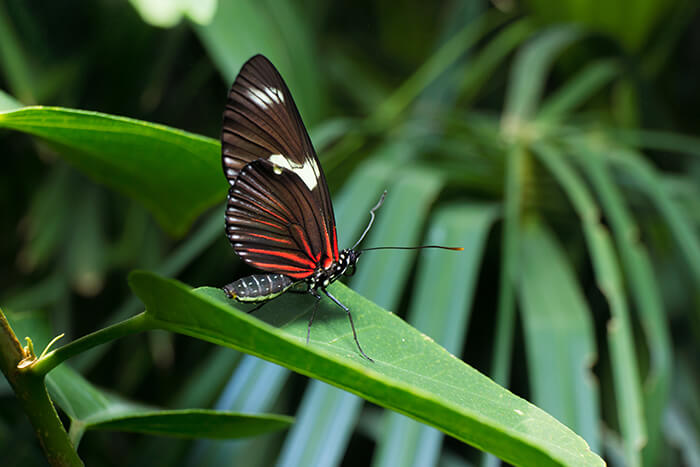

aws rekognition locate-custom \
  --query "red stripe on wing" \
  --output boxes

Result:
[247,232,294,245]
[246,198,289,224]
[246,248,316,269]
[289,223,318,264]
[320,222,334,268]
[252,217,286,230]
[332,225,339,261]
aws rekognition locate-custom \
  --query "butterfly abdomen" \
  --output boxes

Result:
[223,274,295,302]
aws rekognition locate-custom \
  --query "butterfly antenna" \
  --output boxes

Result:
[351,190,387,250]
[360,245,464,252]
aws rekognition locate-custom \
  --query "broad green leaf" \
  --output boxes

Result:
[0,107,221,236]
[130,271,604,467]
[519,219,600,453]
[373,204,498,467]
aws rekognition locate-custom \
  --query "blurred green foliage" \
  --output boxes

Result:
[1,0,699,465]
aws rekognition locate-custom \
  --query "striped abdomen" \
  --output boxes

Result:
[223,274,295,302]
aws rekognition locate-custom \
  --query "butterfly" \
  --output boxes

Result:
[221,55,461,361]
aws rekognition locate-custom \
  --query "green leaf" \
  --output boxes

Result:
[518,218,600,453]
[130,271,604,467]
[0,106,221,236]
[83,409,291,440]
[373,204,498,467]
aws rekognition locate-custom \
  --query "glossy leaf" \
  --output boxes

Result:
[130,271,604,467]
[0,106,221,236]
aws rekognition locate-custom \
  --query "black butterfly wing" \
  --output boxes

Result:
[222,55,339,276]
[226,159,336,279]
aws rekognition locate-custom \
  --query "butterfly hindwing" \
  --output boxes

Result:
[227,159,337,279]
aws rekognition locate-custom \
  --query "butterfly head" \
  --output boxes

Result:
[336,248,361,278]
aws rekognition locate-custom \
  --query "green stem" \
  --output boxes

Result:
[32,312,154,376]
[0,308,83,466]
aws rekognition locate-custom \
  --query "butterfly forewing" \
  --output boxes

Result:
[222,55,339,277]
[222,55,311,182]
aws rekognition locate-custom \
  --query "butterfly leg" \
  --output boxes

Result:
[245,292,285,314]
[322,289,373,362]
[307,290,322,345]
[248,301,269,314]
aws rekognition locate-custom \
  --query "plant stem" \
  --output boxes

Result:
[31,312,154,376]
[0,308,83,466]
